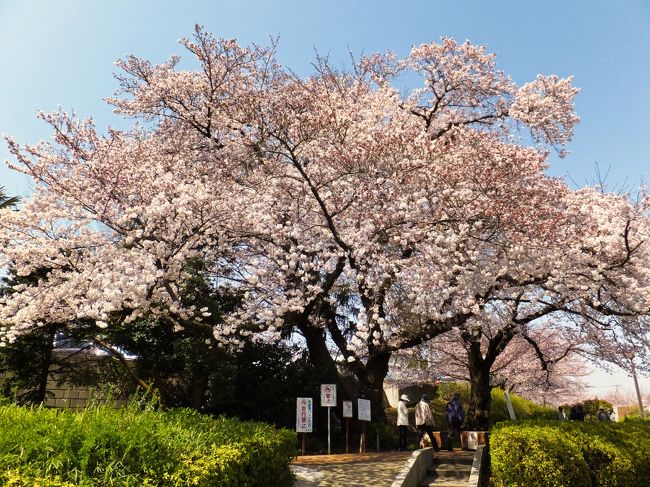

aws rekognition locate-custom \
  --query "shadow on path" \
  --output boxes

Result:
[292,451,412,486]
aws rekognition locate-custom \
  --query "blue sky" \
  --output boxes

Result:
[2,0,649,198]
[1,0,649,399]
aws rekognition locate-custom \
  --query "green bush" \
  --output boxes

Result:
[490,419,650,486]
[491,424,591,487]
[0,402,296,486]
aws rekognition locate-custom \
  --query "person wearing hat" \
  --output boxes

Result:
[415,394,439,450]
[397,394,410,451]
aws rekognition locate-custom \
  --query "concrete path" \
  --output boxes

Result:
[419,450,475,486]
[292,451,412,487]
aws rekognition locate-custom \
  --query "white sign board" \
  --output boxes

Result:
[342,400,353,418]
[358,399,371,421]
[466,431,479,450]
[296,397,313,433]
[321,384,337,407]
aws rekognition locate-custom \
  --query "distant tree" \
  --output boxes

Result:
[393,322,587,419]
[583,316,649,417]
[0,186,19,210]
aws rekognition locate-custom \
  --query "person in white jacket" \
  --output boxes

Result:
[415,394,439,450]
[397,394,410,451]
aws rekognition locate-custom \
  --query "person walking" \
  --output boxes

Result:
[598,407,610,422]
[445,392,465,451]
[397,394,410,451]
[415,394,439,450]
[557,406,567,421]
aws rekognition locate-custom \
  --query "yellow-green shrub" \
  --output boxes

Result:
[490,419,650,487]
[490,424,591,487]
[0,403,296,486]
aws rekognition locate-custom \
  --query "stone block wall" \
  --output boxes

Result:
[0,370,127,409]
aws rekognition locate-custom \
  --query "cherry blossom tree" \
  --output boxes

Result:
[409,325,587,404]
[581,315,649,417]
[3,27,648,422]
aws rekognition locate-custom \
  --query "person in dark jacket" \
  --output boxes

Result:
[445,392,465,451]
[598,407,610,422]
[570,404,585,421]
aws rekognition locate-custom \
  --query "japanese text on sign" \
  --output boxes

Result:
[296,397,313,432]
[320,384,337,407]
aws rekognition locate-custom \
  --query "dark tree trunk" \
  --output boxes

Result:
[463,326,516,430]
[298,321,391,423]
[190,375,208,410]
[364,351,391,422]
[467,363,492,430]
[35,328,56,404]
[466,341,493,430]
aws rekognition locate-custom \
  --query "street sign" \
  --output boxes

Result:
[296,397,313,433]
[321,384,337,407]
[358,398,371,421]
[342,400,353,418]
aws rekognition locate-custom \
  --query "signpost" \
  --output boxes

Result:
[321,384,336,455]
[342,400,353,453]
[358,398,371,453]
[296,397,313,455]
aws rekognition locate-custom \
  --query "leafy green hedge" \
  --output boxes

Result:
[490,419,650,487]
[0,402,296,486]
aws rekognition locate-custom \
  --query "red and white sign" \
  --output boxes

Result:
[320,384,336,407]
[296,397,313,433]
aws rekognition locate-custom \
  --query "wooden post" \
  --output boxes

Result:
[345,418,350,454]
[301,433,306,455]
[359,422,367,453]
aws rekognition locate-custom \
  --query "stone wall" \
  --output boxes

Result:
[0,370,127,409]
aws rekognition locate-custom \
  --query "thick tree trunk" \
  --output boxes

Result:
[364,351,391,422]
[467,365,492,430]
[466,341,493,430]
[299,321,391,423]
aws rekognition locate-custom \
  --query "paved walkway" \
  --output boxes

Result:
[292,451,412,486]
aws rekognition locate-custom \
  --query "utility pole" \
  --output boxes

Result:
[631,363,645,419]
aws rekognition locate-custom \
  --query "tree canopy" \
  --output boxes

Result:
[1,27,649,423]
